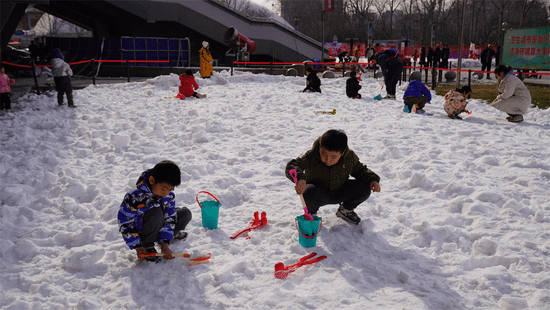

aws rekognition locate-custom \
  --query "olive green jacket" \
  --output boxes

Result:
[285,138,380,191]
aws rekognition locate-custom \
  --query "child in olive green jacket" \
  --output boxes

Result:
[285,129,381,224]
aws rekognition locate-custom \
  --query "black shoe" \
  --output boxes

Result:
[336,206,361,225]
[173,231,188,240]
[145,248,161,263]
[508,115,523,123]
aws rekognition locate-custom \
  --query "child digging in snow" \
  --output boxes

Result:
[177,69,206,100]
[444,86,472,119]
[346,71,362,99]
[285,130,381,225]
[118,160,192,262]
[303,67,321,93]
[403,74,431,113]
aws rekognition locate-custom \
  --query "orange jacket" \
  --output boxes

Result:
[200,47,213,78]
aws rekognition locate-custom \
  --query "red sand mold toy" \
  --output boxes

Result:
[230,211,267,239]
[274,252,327,279]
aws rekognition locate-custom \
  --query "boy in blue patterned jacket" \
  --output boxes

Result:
[118,160,192,262]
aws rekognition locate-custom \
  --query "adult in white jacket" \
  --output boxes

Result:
[51,48,75,107]
[488,65,531,123]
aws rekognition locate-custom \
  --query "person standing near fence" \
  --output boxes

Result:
[441,45,450,69]
[426,46,433,68]
[28,41,39,63]
[200,41,213,78]
[51,48,75,108]
[420,47,426,66]
[433,45,441,68]
[480,44,495,79]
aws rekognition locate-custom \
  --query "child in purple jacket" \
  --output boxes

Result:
[402,76,432,113]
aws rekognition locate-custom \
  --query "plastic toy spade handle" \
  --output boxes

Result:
[289,169,313,221]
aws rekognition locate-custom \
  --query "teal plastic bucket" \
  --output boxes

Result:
[295,215,322,248]
[197,191,221,229]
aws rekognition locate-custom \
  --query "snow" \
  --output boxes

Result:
[1,69,550,310]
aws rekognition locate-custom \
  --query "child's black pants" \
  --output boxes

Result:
[140,207,192,249]
[302,179,371,214]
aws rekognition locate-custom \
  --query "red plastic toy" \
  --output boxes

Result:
[230,211,267,239]
[274,253,327,279]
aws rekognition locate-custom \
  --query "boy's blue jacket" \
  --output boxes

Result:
[403,80,432,101]
[118,169,177,249]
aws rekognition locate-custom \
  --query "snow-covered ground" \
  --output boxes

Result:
[1,70,550,310]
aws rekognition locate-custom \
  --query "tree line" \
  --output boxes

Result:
[278,0,549,46]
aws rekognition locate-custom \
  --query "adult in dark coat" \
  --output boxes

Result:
[480,44,496,79]
[420,47,426,66]
[426,47,433,67]
[441,45,451,69]
[346,71,362,99]
[369,49,403,99]
[433,46,441,68]
[28,41,38,63]
[303,67,321,93]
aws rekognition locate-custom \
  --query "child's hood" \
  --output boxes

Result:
[180,75,195,83]
[135,169,152,188]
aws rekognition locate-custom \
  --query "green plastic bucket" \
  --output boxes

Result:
[295,215,322,247]
[196,191,221,229]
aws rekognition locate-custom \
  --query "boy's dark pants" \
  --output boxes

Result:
[404,95,429,111]
[140,207,192,249]
[302,180,371,214]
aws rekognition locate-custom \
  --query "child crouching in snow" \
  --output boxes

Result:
[403,76,431,113]
[285,129,381,225]
[346,71,362,99]
[177,69,206,100]
[118,160,192,262]
[444,86,472,119]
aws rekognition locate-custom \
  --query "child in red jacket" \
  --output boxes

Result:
[177,69,206,100]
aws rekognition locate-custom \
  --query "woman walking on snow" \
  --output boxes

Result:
[488,65,531,123]
[200,41,213,78]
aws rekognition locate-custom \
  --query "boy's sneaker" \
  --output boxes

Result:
[173,231,188,240]
[145,248,161,263]
[415,109,426,114]
[336,205,361,225]
[508,115,524,123]
[383,94,396,99]
[403,105,410,113]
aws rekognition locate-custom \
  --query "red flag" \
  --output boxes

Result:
[325,0,334,12]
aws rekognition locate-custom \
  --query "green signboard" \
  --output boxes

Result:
[502,27,550,70]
